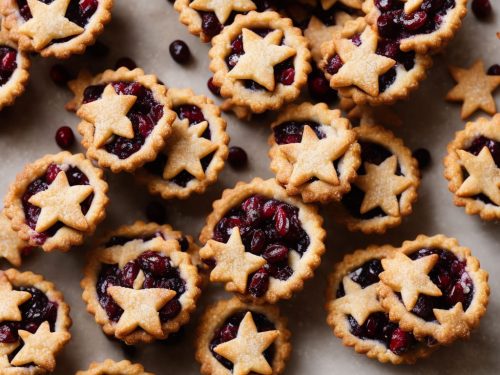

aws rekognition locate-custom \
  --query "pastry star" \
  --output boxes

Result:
[446,60,500,119]
[28,171,94,232]
[214,312,279,375]
[380,252,442,310]
[162,120,219,181]
[77,84,137,148]
[434,303,469,337]
[331,27,395,96]
[355,155,412,216]
[456,148,500,205]
[228,28,296,91]
[199,227,266,293]
[18,0,84,50]
[0,277,32,321]
[304,16,343,63]
[190,0,256,24]
[321,0,363,10]
[401,0,424,13]
[0,211,25,267]
[11,321,70,371]
[334,277,384,325]
[279,125,352,187]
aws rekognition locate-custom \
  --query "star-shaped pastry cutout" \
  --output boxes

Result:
[214,312,279,375]
[162,120,219,181]
[66,69,94,112]
[77,84,137,148]
[199,227,266,293]
[380,252,442,310]
[228,28,296,91]
[321,0,363,10]
[331,27,395,96]
[18,0,84,50]
[279,125,352,187]
[433,303,469,338]
[446,60,500,119]
[355,155,413,216]
[304,16,343,63]
[456,148,500,205]
[0,342,19,369]
[334,277,384,325]
[0,211,25,267]
[11,321,70,371]
[401,0,424,13]
[190,0,256,24]
[0,277,32,321]
[28,171,94,232]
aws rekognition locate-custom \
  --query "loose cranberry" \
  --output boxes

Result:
[228,146,248,169]
[138,251,171,277]
[412,148,431,169]
[389,328,411,355]
[55,126,75,149]
[248,268,269,297]
[49,64,72,86]
[207,77,221,96]
[326,55,343,75]
[262,244,289,263]
[402,11,428,31]
[201,12,223,39]
[472,0,492,19]
[169,40,191,64]
[279,67,295,85]
[487,64,500,75]
[145,201,167,224]
[115,57,137,70]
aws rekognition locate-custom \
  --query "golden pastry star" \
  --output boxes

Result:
[401,0,424,13]
[190,0,256,24]
[456,148,500,205]
[0,211,25,267]
[321,0,363,10]
[77,84,137,148]
[107,285,176,338]
[434,303,469,338]
[18,0,84,50]
[199,227,266,293]
[162,120,219,181]
[304,16,342,63]
[446,60,500,119]
[0,342,19,369]
[331,27,395,96]
[355,155,412,216]
[228,28,296,91]
[0,277,32,321]
[380,252,442,310]
[214,312,279,375]
[28,171,94,232]
[334,277,384,325]
[11,321,70,371]
[279,125,352,187]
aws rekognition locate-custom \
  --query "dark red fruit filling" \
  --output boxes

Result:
[472,0,492,19]
[169,40,191,64]
[308,68,337,102]
[22,163,93,245]
[211,195,310,297]
[273,120,325,145]
[210,311,276,369]
[55,126,75,149]
[82,81,164,159]
[0,46,17,86]
[228,146,248,169]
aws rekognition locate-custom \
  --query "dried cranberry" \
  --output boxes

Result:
[262,244,289,264]
[228,146,248,169]
[159,299,182,321]
[55,126,75,149]
[201,12,223,39]
[389,328,412,355]
[402,11,428,31]
[138,251,172,277]
[169,40,191,64]
[377,12,400,38]
[278,67,295,85]
[274,205,290,237]
[121,261,140,288]
[326,54,343,75]
[248,268,269,297]
[45,163,62,183]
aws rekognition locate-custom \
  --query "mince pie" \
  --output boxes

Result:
[209,11,311,114]
[326,245,434,364]
[137,87,229,200]
[195,297,291,375]
[4,151,109,252]
[76,359,154,375]
[81,221,201,344]
[0,0,113,59]
[378,234,489,345]
[76,67,176,173]
[336,125,420,234]
[0,210,32,267]
[268,102,360,203]
[0,269,71,372]
[199,178,326,304]
[444,114,500,221]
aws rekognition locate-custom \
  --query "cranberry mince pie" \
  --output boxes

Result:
[76,359,154,375]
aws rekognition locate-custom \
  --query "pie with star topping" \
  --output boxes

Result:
[0,268,71,373]
[444,114,500,221]
[0,210,32,267]
[81,221,201,344]
[195,297,291,375]
[268,102,360,203]
[4,151,109,252]
[76,359,154,375]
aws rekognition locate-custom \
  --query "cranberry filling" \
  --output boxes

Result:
[0,46,17,86]
[21,163,93,245]
[211,195,310,298]
[82,81,164,160]
[273,120,325,145]
[209,311,276,369]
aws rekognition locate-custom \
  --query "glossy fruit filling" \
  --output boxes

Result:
[210,310,276,369]
[143,104,215,187]
[211,195,310,298]
[273,120,326,144]
[0,46,17,86]
[22,163,93,245]
[82,81,164,159]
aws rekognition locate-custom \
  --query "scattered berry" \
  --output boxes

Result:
[55,126,75,149]
[228,146,248,169]
[472,0,492,19]
[487,64,500,75]
[169,40,191,64]
[412,148,431,169]
[115,57,137,70]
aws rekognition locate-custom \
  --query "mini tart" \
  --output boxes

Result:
[81,221,201,345]
[209,11,312,114]
[325,245,434,364]
[363,0,468,54]
[320,20,432,106]
[336,125,420,234]
[76,359,154,375]
[4,152,109,252]
[76,67,176,173]
[0,0,113,59]
[444,114,500,221]
[0,209,32,267]
[377,234,490,345]
[0,269,71,373]
[268,102,360,203]
[195,297,291,375]
[199,178,326,304]
[137,87,229,200]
